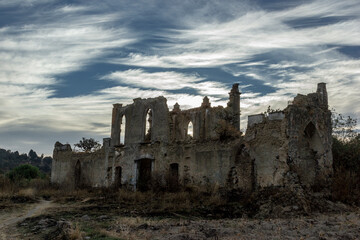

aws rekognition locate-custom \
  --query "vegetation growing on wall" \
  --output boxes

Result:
[214,108,242,140]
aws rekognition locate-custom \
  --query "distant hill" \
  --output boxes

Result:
[0,148,52,175]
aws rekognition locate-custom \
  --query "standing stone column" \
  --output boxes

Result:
[316,83,328,108]
[228,83,241,130]
[111,104,122,146]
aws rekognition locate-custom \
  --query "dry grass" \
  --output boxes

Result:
[18,188,36,198]
[68,223,84,240]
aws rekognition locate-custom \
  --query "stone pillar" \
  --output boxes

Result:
[173,102,181,112]
[201,96,211,140]
[111,104,122,146]
[201,96,211,108]
[228,83,241,130]
[317,82,328,108]
[103,138,112,187]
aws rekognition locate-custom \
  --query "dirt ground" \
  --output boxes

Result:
[0,200,53,240]
[1,198,360,240]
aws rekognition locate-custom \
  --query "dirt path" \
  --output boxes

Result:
[0,200,53,240]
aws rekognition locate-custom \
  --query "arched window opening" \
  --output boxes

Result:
[304,122,324,154]
[75,160,81,189]
[304,122,316,138]
[187,121,194,139]
[299,121,325,185]
[145,109,152,142]
[120,115,126,145]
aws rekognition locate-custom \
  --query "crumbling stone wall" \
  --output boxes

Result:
[245,83,333,188]
[169,99,228,141]
[52,141,110,189]
[51,83,332,192]
[169,84,241,142]
[111,96,169,146]
[286,83,333,186]
[245,112,289,187]
[109,139,251,190]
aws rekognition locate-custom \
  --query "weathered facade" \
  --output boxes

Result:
[51,83,333,191]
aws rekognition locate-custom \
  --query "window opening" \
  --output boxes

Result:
[120,115,126,145]
[145,109,152,142]
[187,121,194,139]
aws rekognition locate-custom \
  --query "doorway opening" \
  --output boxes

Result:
[137,158,152,191]
[168,163,179,191]
[75,160,81,189]
[115,166,122,188]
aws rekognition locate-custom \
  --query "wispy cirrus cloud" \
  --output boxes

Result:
[101,69,229,97]
[0,28,133,86]
[115,9,360,69]
[102,69,204,90]
[0,0,54,7]
[1,0,360,155]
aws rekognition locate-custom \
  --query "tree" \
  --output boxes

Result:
[28,149,38,160]
[331,110,360,204]
[74,137,101,152]
[332,110,357,141]
[331,110,359,168]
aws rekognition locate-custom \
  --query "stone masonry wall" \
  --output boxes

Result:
[109,139,253,191]
[51,83,332,191]
[52,142,108,189]
[245,83,333,188]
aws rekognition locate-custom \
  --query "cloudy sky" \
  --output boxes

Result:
[0,0,359,156]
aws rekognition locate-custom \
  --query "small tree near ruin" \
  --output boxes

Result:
[74,137,101,152]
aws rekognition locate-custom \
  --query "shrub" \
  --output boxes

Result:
[332,135,360,204]
[214,119,241,141]
[6,164,44,182]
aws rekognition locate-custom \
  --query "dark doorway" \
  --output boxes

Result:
[115,166,122,188]
[137,159,152,191]
[169,163,179,191]
[107,167,112,185]
[75,160,81,189]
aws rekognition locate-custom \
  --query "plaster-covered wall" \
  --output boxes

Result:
[52,142,109,188]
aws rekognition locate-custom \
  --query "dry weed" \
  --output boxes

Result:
[68,223,84,240]
[18,188,36,198]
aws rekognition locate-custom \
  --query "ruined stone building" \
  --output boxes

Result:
[51,83,333,191]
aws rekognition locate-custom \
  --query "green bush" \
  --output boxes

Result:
[6,164,44,182]
[332,135,360,204]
